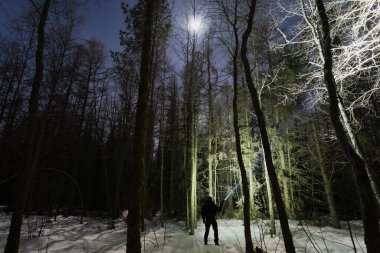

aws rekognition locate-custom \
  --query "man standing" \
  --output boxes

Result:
[201,196,225,245]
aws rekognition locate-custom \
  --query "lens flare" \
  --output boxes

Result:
[189,17,201,32]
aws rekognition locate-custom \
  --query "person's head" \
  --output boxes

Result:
[206,196,213,204]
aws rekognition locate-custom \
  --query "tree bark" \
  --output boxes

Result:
[159,81,165,228]
[207,35,214,197]
[314,0,380,251]
[264,158,276,237]
[186,20,198,235]
[278,143,291,217]
[231,4,254,251]
[126,0,156,252]
[240,1,296,253]
[311,120,340,228]
[5,1,51,252]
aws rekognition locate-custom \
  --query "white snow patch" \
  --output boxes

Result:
[0,213,365,252]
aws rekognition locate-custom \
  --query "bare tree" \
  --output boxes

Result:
[241,0,296,252]
[275,0,380,206]
[314,0,380,251]
[5,1,51,252]
[207,0,255,251]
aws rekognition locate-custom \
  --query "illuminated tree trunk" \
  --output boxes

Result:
[278,143,291,217]
[311,120,340,228]
[184,147,190,228]
[126,0,156,252]
[241,1,295,252]
[264,158,276,237]
[314,1,380,251]
[186,18,198,234]
[5,1,51,252]
[287,146,295,216]
[169,79,177,212]
[227,168,234,217]
[213,155,217,200]
[192,129,198,229]
[299,0,380,209]
[248,163,254,216]
[206,35,214,197]
[337,100,380,207]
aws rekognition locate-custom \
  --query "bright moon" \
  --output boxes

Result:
[189,17,202,32]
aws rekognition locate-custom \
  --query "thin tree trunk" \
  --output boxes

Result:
[231,9,254,251]
[207,35,214,197]
[240,1,295,253]
[278,143,291,217]
[187,26,197,235]
[311,120,340,228]
[126,0,156,252]
[169,79,177,212]
[314,1,380,251]
[160,137,165,228]
[264,158,276,237]
[287,146,295,216]
[248,164,254,216]
[5,1,51,252]
[159,81,165,228]
[184,146,190,228]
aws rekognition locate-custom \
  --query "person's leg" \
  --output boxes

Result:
[212,221,219,245]
[204,222,211,245]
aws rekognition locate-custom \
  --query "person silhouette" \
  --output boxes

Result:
[201,196,225,245]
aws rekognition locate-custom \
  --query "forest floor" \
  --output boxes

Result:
[0,211,365,252]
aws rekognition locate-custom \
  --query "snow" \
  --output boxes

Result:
[0,213,365,252]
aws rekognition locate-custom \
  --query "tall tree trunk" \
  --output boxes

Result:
[169,79,177,212]
[231,13,255,253]
[126,0,156,252]
[264,157,276,237]
[5,1,51,252]
[286,146,295,216]
[278,143,291,217]
[184,147,190,228]
[241,1,296,253]
[206,35,214,197]
[314,1,380,251]
[160,136,165,228]
[187,27,198,236]
[311,120,340,228]
[248,164,254,216]
[159,81,165,228]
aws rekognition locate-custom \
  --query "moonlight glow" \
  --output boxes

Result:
[189,17,202,32]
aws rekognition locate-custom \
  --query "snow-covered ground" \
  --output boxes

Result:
[0,213,365,252]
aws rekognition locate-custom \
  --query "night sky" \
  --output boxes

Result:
[0,0,140,66]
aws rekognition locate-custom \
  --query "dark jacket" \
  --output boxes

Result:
[201,197,224,223]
